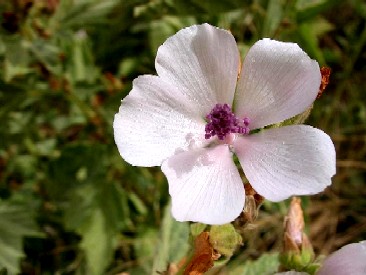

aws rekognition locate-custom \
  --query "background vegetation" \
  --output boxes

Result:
[0,0,365,274]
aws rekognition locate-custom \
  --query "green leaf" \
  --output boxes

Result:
[63,178,133,273]
[297,18,334,65]
[70,31,99,83]
[48,143,130,273]
[129,192,148,216]
[30,39,62,75]
[78,208,115,275]
[64,183,124,275]
[230,253,280,275]
[132,228,159,274]
[1,36,33,82]
[54,0,120,29]
[47,144,106,200]
[296,0,340,23]
[151,202,190,273]
[148,16,196,54]
[167,0,243,15]
[262,0,284,37]
[0,199,39,274]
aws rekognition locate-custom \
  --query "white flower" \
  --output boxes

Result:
[113,23,336,225]
[276,240,366,275]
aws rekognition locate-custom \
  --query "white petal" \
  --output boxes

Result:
[317,241,366,275]
[234,39,321,129]
[113,75,207,167]
[233,125,336,201]
[161,145,245,225]
[156,23,240,116]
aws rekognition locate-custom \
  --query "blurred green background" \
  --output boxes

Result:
[0,0,365,274]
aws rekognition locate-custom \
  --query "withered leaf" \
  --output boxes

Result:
[184,232,219,275]
[317,67,331,99]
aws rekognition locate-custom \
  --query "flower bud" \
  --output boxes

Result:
[280,197,316,272]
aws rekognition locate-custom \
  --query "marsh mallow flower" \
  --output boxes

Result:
[113,24,336,225]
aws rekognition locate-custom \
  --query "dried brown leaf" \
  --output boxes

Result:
[317,67,331,99]
[184,232,219,275]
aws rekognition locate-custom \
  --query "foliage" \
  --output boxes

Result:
[0,196,39,274]
[0,0,365,274]
[228,253,280,275]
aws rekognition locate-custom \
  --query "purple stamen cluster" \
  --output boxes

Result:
[205,103,250,140]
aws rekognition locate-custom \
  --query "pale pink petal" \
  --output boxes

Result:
[161,145,245,225]
[234,39,321,129]
[233,125,336,201]
[155,23,240,116]
[317,241,366,275]
[113,75,207,167]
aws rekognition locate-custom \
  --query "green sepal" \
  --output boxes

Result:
[304,263,321,275]
[301,247,315,266]
[279,248,318,274]
[267,105,314,129]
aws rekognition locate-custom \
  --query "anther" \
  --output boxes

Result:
[205,104,250,140]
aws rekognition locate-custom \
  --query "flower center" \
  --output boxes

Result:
[205,103,250,140]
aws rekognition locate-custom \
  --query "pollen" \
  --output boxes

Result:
[205,103,250,140]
